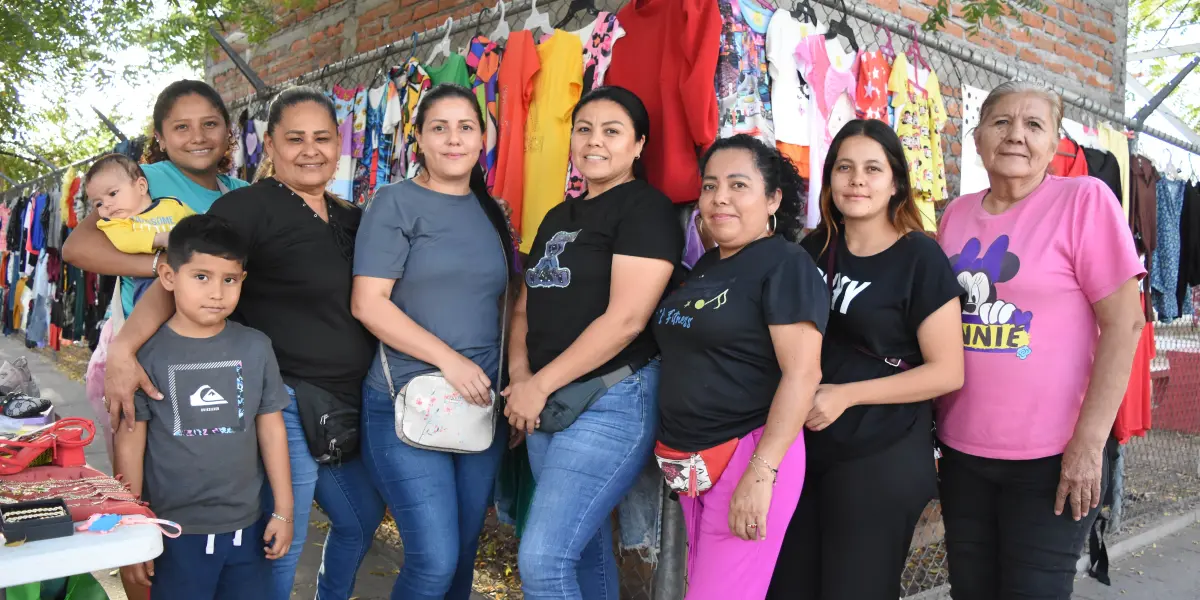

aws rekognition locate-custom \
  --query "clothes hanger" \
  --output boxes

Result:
[1056,127,1079,158]
[875,25,896,61]
[488,0,510,42]
[824,0,859,52]
[790,0,818,25]
[905,25,930,70]
[523,0,554,36]
[427,18,454,63]
[401,31,420,66]
[554,0,599,29]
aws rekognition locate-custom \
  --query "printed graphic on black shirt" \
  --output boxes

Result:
[947,236,1034,359]
[168,360,245,436]
[526,230,581,289]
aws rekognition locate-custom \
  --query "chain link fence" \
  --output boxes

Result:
[211,0,1197,597]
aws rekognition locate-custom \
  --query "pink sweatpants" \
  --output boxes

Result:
[677,427,806,600]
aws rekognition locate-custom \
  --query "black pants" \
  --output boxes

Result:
[766,412,938,600]
[938,440,1113,600]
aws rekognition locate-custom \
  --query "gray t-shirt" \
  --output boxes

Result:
[134,321,291,535]
[354,180,508,393]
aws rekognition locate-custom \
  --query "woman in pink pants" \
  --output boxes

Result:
[652,134,827,599]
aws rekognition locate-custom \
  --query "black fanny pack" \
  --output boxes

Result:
[538,359,647,433]
[282,376,360,464]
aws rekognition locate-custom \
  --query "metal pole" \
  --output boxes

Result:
[1131,56,1199,129]
[0,172,15,186]
[209,26,268,93]
[653,488,686,600]
[91,106,129,144]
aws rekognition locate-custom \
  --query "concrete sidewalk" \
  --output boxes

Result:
[1072,522,1200,599]
[0,336,407,599]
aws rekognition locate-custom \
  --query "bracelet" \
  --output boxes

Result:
[270,512,293,524]
[750,454,778,475]
[151,250,163,277]
[3,506,66,522]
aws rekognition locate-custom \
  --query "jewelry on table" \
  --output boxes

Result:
[2,506,67,523]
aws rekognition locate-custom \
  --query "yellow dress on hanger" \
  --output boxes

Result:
[1099,123,1131,219]
[520,30,583,253]
[888,53,947,232]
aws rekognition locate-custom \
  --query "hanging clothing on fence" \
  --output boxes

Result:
[1098,123,1131,216]
[607,0,722,205]
[715,0,775,144]
[427,53,471,87]
[1179,181,1200,307]
[467,35,503,192]
[1051,136,1088,178]
[1151,178,1188,322]
[565,12,627,200]
[494,30,540,240]
[888,53,947,232]
[766,11,820,178]
[519,29,583,253]
[856,50,891,121]
[329,85,362,201]
[1115,310,1153,444]
[1084,147,1123,205]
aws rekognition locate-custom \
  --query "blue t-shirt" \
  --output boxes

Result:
[117,162,247,316]
[142,162,248,214]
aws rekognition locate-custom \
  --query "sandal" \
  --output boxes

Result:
[0,418,95,475]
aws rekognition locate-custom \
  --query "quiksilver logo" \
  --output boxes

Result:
[190,385,227,407]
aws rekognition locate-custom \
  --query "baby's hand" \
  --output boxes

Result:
[153,232,170,249]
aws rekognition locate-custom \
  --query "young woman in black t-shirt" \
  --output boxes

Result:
[653,135,827,600]
[504,87,683,599]
[767,120,965,600]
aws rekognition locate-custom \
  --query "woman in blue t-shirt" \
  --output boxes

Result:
[62,80,249,317]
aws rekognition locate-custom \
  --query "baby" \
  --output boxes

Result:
[84,154,195,314]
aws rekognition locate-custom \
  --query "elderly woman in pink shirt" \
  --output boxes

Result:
[936,81,1146,600]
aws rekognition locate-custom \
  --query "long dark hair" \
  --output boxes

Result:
[413,84,517,274]
[698,134,805,243]
[143,80,235,173]
[818,119,925,253]
[571,86,651,181]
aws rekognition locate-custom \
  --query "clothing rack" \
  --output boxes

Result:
[226,0,542,115]
[804,0,1200,157]
[0,152,111,207]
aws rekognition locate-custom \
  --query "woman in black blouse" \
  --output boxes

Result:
[652,134,826,600]
[768,120,965,600]
[103,87,384,600]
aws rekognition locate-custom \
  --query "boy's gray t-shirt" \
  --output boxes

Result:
[134,321,290,535]
[354,180,508,393]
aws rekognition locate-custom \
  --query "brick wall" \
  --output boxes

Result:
[208,0,1125,111]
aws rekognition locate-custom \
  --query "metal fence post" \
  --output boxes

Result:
[653,486,686,600]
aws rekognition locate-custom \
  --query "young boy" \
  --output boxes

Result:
[113,214,294,599]
[83,154,195,315]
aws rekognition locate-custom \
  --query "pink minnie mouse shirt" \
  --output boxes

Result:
[937,175,1145,460]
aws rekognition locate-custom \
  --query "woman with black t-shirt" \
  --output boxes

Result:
[505,87,683,599]
[653,135,827,600]
[767,120,965,600]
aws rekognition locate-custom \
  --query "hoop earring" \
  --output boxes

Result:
[769,213,778,233]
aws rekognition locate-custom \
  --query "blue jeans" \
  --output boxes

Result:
[261,388,386,600]
[518,359,660,600]
[361,383,507,600]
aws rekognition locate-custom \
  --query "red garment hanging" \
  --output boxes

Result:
[1114,296,1153,444]
[1050,137,1088,178]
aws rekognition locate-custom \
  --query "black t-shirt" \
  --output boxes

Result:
[207,178,375,402]
[800,231,964,461]
[524,179,683,381]
[654,235,829,451]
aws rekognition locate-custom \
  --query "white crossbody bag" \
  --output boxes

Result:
[381,279,509,454]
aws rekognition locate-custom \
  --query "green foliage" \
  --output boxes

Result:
[0,0,310,148]
[0,106,123,191]
[924,0,1047,34]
